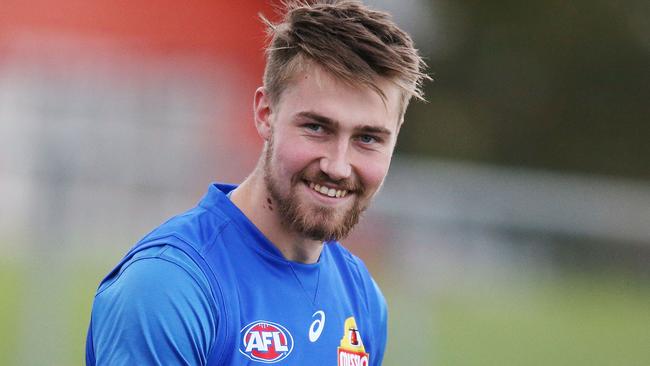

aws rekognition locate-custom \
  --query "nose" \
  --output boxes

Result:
[319,141,352,181]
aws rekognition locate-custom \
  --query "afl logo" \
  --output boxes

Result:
[239,320,294,363]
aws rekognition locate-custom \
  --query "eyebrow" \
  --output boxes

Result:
[296,111,392,136]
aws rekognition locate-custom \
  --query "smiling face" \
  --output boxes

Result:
[256,65,402,241]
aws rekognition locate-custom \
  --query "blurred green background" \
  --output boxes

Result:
[1,0,648,365]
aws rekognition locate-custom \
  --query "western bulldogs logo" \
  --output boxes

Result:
[338,317,369,366]
[239,320,294,363]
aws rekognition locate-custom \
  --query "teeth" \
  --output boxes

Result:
[307,181,348,198]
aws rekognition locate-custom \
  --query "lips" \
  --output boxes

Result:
[307,181,348,198]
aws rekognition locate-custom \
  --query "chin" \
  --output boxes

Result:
[297,206,359,242]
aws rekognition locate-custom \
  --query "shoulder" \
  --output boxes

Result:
[90,245,216,365]
[326,242,387,312]
[97,245,210,295]
[325,242,377,283]
[141,203,233,253]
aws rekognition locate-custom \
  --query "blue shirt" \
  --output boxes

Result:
[87,183,387,365]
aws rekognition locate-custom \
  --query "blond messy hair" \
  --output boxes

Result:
[261,0,430,117]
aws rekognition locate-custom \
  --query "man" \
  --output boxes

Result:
[86,1,428,365]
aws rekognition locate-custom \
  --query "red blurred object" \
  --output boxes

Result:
[350,328,359,345]
[0,0,277,162]
[0,0,271,67]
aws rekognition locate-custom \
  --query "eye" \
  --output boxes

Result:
[304,123,323,133]
[358,134,378,144]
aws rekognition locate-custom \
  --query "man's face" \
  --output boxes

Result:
[260,67,402,241]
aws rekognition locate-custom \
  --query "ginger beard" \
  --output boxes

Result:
[263,133,368,242]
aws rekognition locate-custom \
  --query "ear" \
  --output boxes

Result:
[253,87,273,141]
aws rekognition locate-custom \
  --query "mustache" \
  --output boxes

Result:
[299,171,364,194]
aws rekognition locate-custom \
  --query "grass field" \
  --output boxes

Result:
[1,254,648,365]
[384,272,650,365]
[0,260,23,365]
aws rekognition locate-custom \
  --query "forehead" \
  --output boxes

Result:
[275,66,402,131]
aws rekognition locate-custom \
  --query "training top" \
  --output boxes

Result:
[86,183,388,366]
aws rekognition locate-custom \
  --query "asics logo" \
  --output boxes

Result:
[308,310,326,342]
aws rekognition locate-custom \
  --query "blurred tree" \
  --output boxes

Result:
[401,0,650,180]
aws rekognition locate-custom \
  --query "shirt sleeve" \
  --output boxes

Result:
[89,247,216,366]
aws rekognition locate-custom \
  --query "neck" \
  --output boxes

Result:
[230,167,323,264]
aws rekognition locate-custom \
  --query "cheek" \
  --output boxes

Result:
[272,136,319,176]
[356,154,392,193]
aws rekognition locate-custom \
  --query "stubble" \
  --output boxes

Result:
[262,136,366,242]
